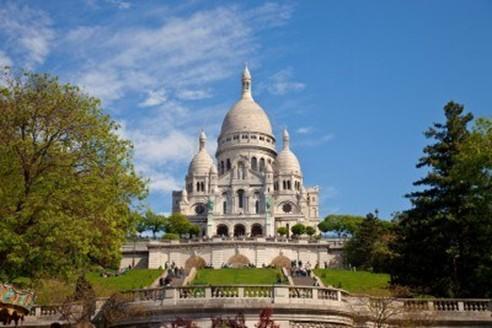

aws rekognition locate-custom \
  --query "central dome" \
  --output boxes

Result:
[219,66,273,138]
[220,98,273,137]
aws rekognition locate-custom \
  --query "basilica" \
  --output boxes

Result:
[172,67,320,238]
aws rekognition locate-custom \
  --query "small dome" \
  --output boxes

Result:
[265,162,273,173]
[276,129,302,175]
[188,132,214,175]
[210,164,218,174]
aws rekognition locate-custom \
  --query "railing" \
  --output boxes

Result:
[402,299,492,313]
[25,286,491,320]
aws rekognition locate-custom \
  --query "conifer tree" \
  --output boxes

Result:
[390,102,492,297]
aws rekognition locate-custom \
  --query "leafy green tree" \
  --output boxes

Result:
[305,226,316,236]
[318,214,364,237]
[291,223,306,236]
[141,210,166,239]
[189,224,201,237]
[276,227,288,236]
[0,70,146,281]
[344,212,394,272]
[391,102,492,297]
[165,213,194,236]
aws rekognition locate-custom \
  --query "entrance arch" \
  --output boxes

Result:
[251,223,263,237]
[234,224,246,237]
[184,256,206,272]
[216,224,229,237]
[271,255,291,269]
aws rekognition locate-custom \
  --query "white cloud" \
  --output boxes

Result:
[0,50,12,67]
[139,89,168,107]
[296,127,312,134]
[267,68,305,95]
[176,89,212,100]
[0,3,54,67]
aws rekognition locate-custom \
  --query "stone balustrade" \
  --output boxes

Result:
[19,286,492,328]
[125,285,345,305]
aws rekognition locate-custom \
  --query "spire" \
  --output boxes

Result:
[241,64,252,99]
[282,128,290,150]
[199,130,207,150]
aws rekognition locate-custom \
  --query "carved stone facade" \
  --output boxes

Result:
[172,67,320,238]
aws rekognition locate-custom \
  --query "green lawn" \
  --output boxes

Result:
[314,269,390,296]
[34,269,163,304]
[192,268,285,285]
[86,269,163,296]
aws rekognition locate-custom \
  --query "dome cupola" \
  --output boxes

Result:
[218,66,274,139]
[188,131,214,175]
[276,129,302,176]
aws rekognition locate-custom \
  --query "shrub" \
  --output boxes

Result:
[162,233,179,240]
[291,223,306,236]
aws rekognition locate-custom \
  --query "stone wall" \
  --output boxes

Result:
[121,239,344,270]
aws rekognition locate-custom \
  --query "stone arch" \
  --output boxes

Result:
[234,224,246,237]
[251,223,263,237]
[217,224,229,237]
[184,255,206,272]
[270,255,291,269]
[227,254,250,268]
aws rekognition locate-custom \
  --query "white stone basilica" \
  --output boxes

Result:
[172,67,320,238]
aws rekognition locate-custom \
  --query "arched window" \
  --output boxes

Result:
[223,201,227,214]
[251,157,258,170]
[234,224,246,237]
[237,190,244,209]
[251,224,263,237]
[196,182,200,191]
[282,180,286,190]
[201,182,205,192]
[287,180,291,190]
[255,200,260,214]
[220,161,224,174]
[259,158,265,172]
[217,224,228,237]
[226,159,231,171]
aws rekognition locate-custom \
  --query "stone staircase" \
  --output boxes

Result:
[292,274,317,286]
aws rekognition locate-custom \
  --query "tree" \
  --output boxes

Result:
[291,223,305,236]
[344,212,394,272]
[141,210,166,239]
[318,214,364,237]
[188,224,201,237]
[391,102,492,297]
[305,226,316,237]
[0,70,146,281]
[165,213,195,236]
[276,227,288,236]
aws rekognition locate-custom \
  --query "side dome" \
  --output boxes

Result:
[276,129,302,175]
[188,131,214,175]
[219,66,273,138]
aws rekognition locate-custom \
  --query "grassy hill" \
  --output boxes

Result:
[192,268,286,285]
[314,269,390,296]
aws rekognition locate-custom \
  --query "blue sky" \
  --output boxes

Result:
[1,0,491,218]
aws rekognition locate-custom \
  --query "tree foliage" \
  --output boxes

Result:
[344,212,394,273]
[291,223,305,236]
[318,214,364,237]
[0,70,146,281]
[391,102,492,297]
[305,226,316,236]
[140,210,166,239]
[164,213,200,237]
[276,227,287,236]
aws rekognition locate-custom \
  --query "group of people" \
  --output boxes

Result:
[158,262,186,286]
[290,260,315,277]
